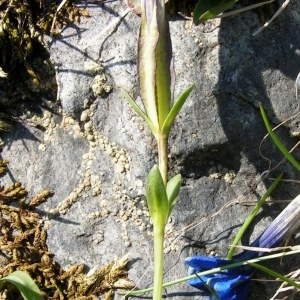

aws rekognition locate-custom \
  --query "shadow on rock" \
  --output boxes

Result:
[214,2,300,198]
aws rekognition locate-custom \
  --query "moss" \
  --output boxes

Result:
[0,0,89,128]
[0,159,134,299]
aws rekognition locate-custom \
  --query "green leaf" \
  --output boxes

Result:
[0,271,44,300]
[250,262,300,290]
[146,165,169,224]
[123,89,158,136]
[193,0,239,24]
[260,105,300,172]
[166,174,181,217]
[227,173,283,260]
[161,83,195,135]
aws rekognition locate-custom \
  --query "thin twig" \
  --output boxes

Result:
[215,0,275,19]
[253,0,291,36]
[50,0,68,36]
[231,245,298,253]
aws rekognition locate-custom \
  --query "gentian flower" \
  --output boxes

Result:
[185,194,300,300]
[186,255,252,300]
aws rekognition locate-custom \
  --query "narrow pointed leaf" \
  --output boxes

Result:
[166,174,181,216]
[193,0,239,24]
[146,165,169,223]
[260,105,300,172]
[123,89,158,135]
[227,173,283,260]
[249,262,300,290]
[0,271,44,300]
[161,83,195,135]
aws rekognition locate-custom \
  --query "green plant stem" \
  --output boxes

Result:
[227,173,283,260]
[153,133,168,300]
[122,247,300,296]
[157,133,168,185]
[154,133,168,300]
[152,219,166,300]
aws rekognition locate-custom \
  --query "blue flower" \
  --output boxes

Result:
[185,194,300,299]
[185,256,252,300]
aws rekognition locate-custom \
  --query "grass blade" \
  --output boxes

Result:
[250,262,300,290]
[260,105,300,172]
[227,173,283,260]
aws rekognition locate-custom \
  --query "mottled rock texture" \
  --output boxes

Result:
[2,0,300,299]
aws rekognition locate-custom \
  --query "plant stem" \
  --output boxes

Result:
[154,133,168,299]
[121,247,300,296]
[152,219,165,300]
[227,173,283,260]
[157,133,168,185]
[153,132,168,300]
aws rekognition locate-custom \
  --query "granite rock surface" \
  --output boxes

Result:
[2,1,300,299]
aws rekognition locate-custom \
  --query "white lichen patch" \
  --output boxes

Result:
[91,174,102,196]
[121,221,131,247]
[162,218,180,254]
[38,143,47,152]
[31,111,59,150]
[290,130,300,137]
[80,110,90,122]
[84,60,103,75]
[29,99,151,249]
[84,60,112,96]
[48,99,132,217]
[223,171,236,183]
[91,74,112,97]
[207,162,236,184]
[92,229,104,244]
[110,179,151,237]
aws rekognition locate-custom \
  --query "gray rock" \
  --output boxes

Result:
[1,1,300,299]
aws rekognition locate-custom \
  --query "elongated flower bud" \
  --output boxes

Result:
[185,194,300,299]
[138,0,172,131]
[236,193,300,260]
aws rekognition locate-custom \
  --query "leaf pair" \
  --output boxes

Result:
[146,165,181,225]
[124,83,195,138]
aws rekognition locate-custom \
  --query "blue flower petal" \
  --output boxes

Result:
[185,255,229,270]
[185,256,252,300]
[185,255,252,276]
[208,274,251,299]
[185,195,300,299]
[236,194,300,260]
